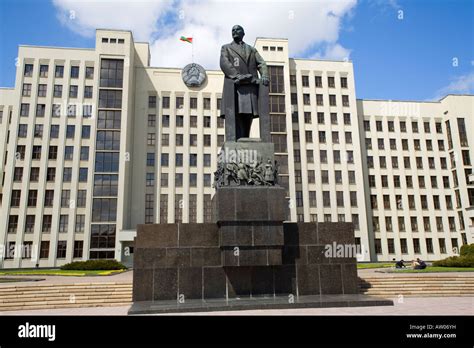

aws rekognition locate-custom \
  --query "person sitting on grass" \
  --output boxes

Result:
[395,259,406,268]
[412,258,427,270]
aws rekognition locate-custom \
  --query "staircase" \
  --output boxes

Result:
[0,282,132,311]
[359,275,474,297]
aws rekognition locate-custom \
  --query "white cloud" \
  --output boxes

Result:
[431,72,474,100]
[52,0,357,69]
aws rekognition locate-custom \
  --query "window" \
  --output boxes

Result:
[52,104,61,117]
[315,76,322,87]
[79,168,88,182]
[77,190,87,207]
[39,64,49,77]
[323,191,330,207]
[29,167,39,181]
[80,146,89,161]
[8,215,19,233]
[147,133,156,146]
[73,241,84,258]
[161,173,168,187]
[66,125,75,139]
[162,96,170,108]
[146,173,155,186]
[61,190,71,207]
[341,77,348,88]
[24,63,34,77]
[203,97,211,110]
[22,83,31,96]
[99,90,122,109]
[42,215,53,232]
[329,95,336,106]
[161,153,169,166]
[37,84,47,97]
[70,66,79,78]
[316,94,323,106]
[63,168,72,182]
[342,95,349,107]
[84,86,93,98]
[55,65,64,78]
[302,75,309,87]
[85,66,94,79]
[328,76,335,88]
[100,59,123,87]
[34,124,43,138]
[57,241,67,258]
[36,104,45,117]
[27,190,38,207]
[176,96,184,109]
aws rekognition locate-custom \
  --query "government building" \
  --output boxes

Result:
[0,29,472,268]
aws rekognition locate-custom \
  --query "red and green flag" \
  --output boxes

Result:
[180,36,193,44]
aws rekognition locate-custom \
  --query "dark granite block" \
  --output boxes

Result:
[213,188,235,221]
[225,267,251,298]
[266,188,288,221]
[239,248,267,266]
[307,245,328,264]
[166,248,191,267]
[153,268,178,300]
[222,248,239,266]
[267,248,282,265]
[191,247,221,267]
[274,265,296,295]
[283,223,299,246]
[253,225,284,246]
[179,223,219,247]
[296,223,318,245]
[296,264,320,296]
[136,224,178,248]
[178,268,203,300]
[203,267,226,299]
[319,264,343,295]
[134,248,167,269]
[132,269,153,301]
[219,227,235,246]
[342,263,358,294]
[317,222,354,245]
[251,267,274,296]
[282,246,307,265]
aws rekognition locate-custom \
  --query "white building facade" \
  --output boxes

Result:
[0,30,472,268]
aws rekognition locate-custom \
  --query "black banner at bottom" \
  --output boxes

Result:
[0,315,471,346]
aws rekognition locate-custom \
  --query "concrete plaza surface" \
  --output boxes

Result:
[0,296,472,315]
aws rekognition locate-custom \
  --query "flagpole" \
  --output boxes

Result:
[192,33,194,63]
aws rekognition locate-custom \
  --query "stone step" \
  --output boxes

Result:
[0,302,132,312]
[0,293,132,303]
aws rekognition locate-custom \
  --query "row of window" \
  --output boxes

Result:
[369,174,452,189]
[18,124,90,140]
[367,155,450,170]
[154,173,213,188]
[4,240,83,259]
[14,146,89,166]
[20,103,93,118]
[366,137,448,152]
[291,75,348,89]
[10,168,88,190]
[10,182,88,207]
[293,93,350,107]
[294,190,358,208]
[294,169,356,185]
[364,119,443,134]
[374,238,459,254]
[160,114,225,128]
[8,214,86,234]
[372,215,459,233]
[149,96,221,110]
[148,153,215,167]
[22,83,93,98]
[370,194,458,211]
[149,133,224,147]
[156,194,213,224]
[24,64,93,79]
[294,213,360,228]
[292,111,351,125]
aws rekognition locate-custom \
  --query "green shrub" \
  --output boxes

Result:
[460,244,474,257]
[433,255,474,268]
[60,260,127,271]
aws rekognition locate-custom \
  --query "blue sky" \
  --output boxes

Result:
[0,0,473,101]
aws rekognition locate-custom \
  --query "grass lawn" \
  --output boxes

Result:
[0,269,126,276]
[357,263,394,269]
[389,267,474,273]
